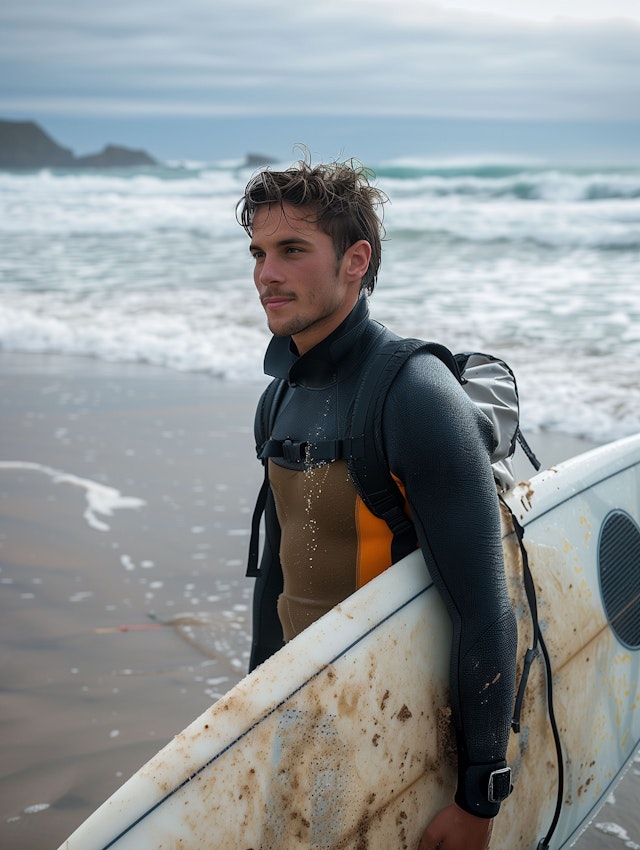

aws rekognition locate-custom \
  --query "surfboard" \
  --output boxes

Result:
[58,433,640,850]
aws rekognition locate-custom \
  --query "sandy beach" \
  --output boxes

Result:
[0,352,636,850]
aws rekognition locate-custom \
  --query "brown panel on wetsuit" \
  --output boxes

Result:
[268,459,358,642]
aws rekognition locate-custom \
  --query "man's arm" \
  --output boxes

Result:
[383,353,518,830]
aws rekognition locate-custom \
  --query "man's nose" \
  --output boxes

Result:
[257,254,284,285]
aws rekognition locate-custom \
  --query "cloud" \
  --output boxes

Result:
[435,0,640,23]
[1,0,639,122]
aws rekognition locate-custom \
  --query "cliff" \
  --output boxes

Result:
[0,119,157,169]
[73,144,156,168]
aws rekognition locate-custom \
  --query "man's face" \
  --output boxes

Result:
[250,202,368,355]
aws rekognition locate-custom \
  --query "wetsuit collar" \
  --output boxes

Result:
[263,296,374,388]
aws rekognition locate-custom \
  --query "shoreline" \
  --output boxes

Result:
[0,353,265,849]
[0,352,619,849]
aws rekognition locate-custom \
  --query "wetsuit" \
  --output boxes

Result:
[250,295,518,818]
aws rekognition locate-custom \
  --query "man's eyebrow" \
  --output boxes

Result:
[249,236,314,252]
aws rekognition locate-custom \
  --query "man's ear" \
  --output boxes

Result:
[344,240,372,283]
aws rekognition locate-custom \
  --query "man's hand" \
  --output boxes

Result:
[418,803,493,850]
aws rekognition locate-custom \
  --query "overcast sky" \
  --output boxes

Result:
[2,0,640,160]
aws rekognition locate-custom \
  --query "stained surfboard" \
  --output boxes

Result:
[58,433,640,849]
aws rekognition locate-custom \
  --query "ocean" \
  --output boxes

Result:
[1,159,640,849]
[1,158,639,443]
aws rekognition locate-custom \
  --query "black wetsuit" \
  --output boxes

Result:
[250,296,518,817]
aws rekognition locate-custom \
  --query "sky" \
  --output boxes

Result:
[2,0,640,163]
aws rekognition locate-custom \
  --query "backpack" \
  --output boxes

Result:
[248,337,540,574]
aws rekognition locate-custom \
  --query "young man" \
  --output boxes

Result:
[237,159,517,850]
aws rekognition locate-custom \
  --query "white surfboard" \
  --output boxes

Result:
[58,434,640,850]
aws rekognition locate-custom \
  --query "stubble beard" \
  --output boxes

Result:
[268,312,319,339]
[265,295,346,342]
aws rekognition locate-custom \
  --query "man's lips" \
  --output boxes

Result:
[262,295,295,310]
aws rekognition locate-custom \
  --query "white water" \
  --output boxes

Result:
[1,160,639,442]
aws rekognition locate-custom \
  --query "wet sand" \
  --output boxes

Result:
[0,352,637,849]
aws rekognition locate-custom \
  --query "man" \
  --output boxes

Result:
[237,158,517,850]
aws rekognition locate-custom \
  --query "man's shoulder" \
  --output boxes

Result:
[386,342,460,390]
[382,344,474,427]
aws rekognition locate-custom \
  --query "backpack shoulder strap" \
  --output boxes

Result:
[347,338,461,562]
[255,377,288,455]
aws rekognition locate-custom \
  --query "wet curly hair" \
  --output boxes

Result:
[236,155,387,294]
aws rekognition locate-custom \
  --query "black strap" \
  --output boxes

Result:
[346,338,462,562]
[254,378,288,457]
[246,378,287,578]
[536,624,565,849]
[260,435,365,464]
[510,511,540,733]
[247,466,270,578]
[517,428,542,472]
[502,499,564,849]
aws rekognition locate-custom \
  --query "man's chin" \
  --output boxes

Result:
[267,318,306,338]
[268,324,291,337]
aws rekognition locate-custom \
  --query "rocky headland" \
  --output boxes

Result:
[0,118,157,169]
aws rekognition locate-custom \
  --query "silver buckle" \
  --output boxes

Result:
[488,766,512,803]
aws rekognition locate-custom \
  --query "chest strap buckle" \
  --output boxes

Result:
[281,439,307,463]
